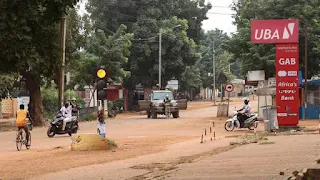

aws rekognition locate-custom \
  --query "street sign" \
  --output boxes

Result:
[251,19,299,44]
[225,83,234,92]
[276,44,299,126]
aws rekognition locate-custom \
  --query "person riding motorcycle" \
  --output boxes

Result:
[60,102,72,132]
[237,97,251,128]
[70,97,80,116]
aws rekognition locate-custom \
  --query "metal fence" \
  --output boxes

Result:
[306,86,320,106]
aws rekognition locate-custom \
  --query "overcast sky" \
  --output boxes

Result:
[78,0,237,34]
[202,0,236,34]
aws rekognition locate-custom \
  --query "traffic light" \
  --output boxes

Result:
[96,68,107,100]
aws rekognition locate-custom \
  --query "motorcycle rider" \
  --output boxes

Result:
[70,97,80,117]
[237,97,251,128]
[60,102,72,131]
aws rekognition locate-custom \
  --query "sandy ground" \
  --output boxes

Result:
[1,99,314,180]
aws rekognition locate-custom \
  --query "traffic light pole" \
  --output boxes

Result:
[101,100,105,120]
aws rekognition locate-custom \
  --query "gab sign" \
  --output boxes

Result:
[275,44,299,126]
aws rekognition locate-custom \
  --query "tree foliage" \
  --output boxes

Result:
[227,0,320,78]
[0,0,79,125]
[0,73,17,99]
[198,29,235,88]
[86,0,211,89]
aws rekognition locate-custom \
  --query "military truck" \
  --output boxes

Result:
[138,90,187,119]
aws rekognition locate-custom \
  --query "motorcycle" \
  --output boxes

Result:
[47,112,79,137]
[224,110,259,131]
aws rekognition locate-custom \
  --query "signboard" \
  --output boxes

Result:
[225,83,234,92]
[17,96,30,111]
[251,19,299,44]
[267,78,276,87]
[247,70,265,81]
[276,44,299,126]
[166,80,179,90]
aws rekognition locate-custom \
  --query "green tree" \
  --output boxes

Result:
[127,17,201,89]
[86,0,211,90]
[199,29,234,88]
[69,24,134,89]
[0,0,79,125]
[227,0,320,78]
[0,73,17,99]
[87,25,134,83]
[179,62,202,92]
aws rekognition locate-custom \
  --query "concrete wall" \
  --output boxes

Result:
[1,98,17,118]
[258,95,275,117]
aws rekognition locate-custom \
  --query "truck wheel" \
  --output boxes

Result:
[152,110,157,119]
[172,111,179,118]
[147,111,151,118]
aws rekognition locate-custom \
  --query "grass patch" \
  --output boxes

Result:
[230,132,269,145]
[107,139,118,148]
[225,135,241,138]
[259,141,276,145]
[81,113,97,122]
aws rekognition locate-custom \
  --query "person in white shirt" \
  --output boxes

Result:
[237,97,251,127]
[97,117,106,138]
[60,103,72,131]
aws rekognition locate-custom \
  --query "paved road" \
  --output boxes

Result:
[168,134,320,180]
[0,101,251,153]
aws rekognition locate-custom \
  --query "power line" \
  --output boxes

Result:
[207,12,235,16]
[212,6,231,8]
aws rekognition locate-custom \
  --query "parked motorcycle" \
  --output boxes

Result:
[47,112,79,137]
[225,110,258,131]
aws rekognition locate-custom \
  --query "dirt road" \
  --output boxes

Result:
[0,101,258,179]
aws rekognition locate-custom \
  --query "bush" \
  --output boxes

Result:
[81,112,97,121]
[41,87,86,119]
[42,87,58,118]
[113,98,124,110]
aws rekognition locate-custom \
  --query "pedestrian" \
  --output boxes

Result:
[97,117,106,138]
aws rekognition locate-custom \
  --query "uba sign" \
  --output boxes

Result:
[251,19,299,44]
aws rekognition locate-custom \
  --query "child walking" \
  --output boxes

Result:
[97,111,106,138]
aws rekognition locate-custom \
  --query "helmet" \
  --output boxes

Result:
[71,97,76,101]
[243,97,249,104]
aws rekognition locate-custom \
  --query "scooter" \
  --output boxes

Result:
[225,110,259,131]
[47,112,79,137]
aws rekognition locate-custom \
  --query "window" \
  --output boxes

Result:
[152,92,174,100]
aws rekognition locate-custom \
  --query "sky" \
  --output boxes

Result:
[202,0,236,34]
[78,0,237,34]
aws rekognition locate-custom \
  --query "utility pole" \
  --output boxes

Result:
[159,31,162,90]
[304,23,308,120]
[58,16,67,108]
[212,40,216,106]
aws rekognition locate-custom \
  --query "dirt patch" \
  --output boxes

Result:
[0,136,195,179]
[0,119,16,132]
[129,145,239,180]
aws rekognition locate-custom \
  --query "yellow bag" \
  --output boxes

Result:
[16,110,27,127]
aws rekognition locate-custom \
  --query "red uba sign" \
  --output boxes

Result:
[275,44,299,126]
[251,19,299,44]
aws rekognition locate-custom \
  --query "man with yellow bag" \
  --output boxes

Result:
[16,104,31,146]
